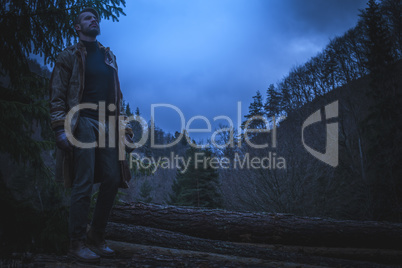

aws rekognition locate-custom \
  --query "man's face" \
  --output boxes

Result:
[75,11,100,38]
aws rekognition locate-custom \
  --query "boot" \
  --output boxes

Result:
[87,227,115,257]
[69,239,100,263]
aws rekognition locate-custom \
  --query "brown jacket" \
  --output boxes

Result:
[49,41,132,188]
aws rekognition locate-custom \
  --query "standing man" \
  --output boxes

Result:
[49,7,133,262]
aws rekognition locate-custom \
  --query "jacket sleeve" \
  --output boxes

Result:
[49,50,72,129]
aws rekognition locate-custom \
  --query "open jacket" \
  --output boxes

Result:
[49,41,132,188]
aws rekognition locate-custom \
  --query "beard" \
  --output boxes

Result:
[81,25,100,38]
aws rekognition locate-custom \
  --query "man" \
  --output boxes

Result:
[49,7,133,262]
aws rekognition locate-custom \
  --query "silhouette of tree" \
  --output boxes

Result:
[170,147,222,208]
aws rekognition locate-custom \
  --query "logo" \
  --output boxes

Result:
[62,100,339,169]
[301,101,338,167]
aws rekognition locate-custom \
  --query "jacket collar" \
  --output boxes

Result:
[70,40,115,69]
[73,40,109,55]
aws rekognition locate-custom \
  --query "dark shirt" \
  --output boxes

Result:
[80,40,115,120]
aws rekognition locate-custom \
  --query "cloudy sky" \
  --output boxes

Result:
[97,0,368,141]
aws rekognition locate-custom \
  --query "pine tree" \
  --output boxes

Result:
[0,0,126,165]
[0,1,127,253]
[241,90,271,147]
[125,102,133,116]
[278,81,292,115]
[169,147,222,208]
[139,180,153,203]
[360,0,402,220]
[265,84,282,118]
[361,0,394,86]
[381,0,402,58]
[130,107,145,144]
[242,91,265,129]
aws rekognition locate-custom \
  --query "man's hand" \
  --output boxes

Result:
[125,133,135,153]
[55,129,73,153]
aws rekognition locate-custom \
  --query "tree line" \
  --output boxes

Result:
[221,0,402,221]
[126,0,402,222]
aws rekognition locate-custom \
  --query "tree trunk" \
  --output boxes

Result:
[106,222,402,267]
[110,202,402,249]
[9,239,395,268]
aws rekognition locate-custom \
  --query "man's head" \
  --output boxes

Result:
[74,7,100,40]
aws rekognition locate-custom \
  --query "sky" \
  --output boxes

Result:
[96,0,368,142]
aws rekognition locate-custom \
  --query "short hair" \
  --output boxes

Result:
[74,7,100,25]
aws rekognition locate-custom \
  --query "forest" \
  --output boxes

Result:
[124,0,402,221]
[1,0,402,266]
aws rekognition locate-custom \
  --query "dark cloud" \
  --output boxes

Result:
[277,0,368,35]
[98,0,368,138]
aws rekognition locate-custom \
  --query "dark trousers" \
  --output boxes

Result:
[69,116,120,241]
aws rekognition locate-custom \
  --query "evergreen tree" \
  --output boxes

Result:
[360,0,402,220]
[169,147,222,208]
[278,80,292,115]
[242,90,266,130]
[131,107,145,144]
[381,0,402,58]
[241,90,270,146]
[125,102,133,116]
[135,107,141,117]
[265,84,282,118]
[0,1,127,253]
[361,0,394,83]
[139,180,153,203]
[0,0,126,165]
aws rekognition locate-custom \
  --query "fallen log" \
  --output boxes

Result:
[0,241,330,268]
[2,239,398,268]
[107,240,321,268]
[110,202,402,249]
[106,222,401,267]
